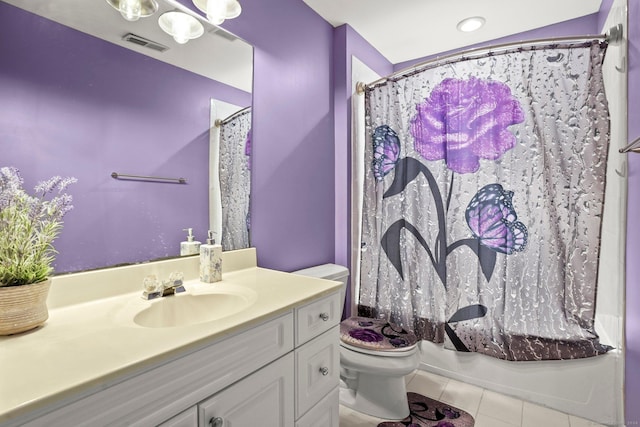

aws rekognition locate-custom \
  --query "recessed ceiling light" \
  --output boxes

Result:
[457,16,486,32]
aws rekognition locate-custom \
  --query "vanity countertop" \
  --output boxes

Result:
[0,249,341,424]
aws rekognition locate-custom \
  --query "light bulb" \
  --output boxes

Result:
[225,0,241,19]
[119,0,142,21]
[206,0,227,25]
[158,11,204,45]
[172,16,190,44]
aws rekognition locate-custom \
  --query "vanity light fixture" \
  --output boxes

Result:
[192,0,242,26]
[105,0,158,22]
[456,16,486,32]
[159,11,204,44]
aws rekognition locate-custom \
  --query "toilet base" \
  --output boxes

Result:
[339,370,411,420]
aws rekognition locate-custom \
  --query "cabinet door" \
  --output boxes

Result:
[199,353,294,427]
[295,387,338,427]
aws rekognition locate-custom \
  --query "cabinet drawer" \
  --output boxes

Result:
[295,387,338,427]
[295,326,339,419]
[295,292,341,345]
[158,407,197,427]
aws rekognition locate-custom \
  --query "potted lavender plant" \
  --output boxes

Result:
[0,167,76,335]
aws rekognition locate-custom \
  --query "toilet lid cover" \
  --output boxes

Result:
[340,316,418,351]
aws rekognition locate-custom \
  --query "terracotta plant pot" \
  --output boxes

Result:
[0,279,51,335]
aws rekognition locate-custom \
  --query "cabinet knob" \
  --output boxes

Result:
[210,417,224,427]
[319,312,329,321]
[319,366,329,376]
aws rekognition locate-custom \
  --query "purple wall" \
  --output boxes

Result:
[626,0,640,423]
[221,0,336,271]
[0,2,250,273]
[333,25,393,316]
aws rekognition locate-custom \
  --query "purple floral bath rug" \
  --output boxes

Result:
[377,392,474,427]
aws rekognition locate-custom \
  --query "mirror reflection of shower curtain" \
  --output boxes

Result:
[218,107,252,251]
[358,41,613,361]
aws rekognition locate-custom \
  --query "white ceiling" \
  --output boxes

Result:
[303,0,603,65]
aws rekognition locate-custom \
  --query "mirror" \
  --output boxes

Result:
[0,0,253,273]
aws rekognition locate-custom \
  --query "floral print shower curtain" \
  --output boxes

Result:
[359,41,613,361]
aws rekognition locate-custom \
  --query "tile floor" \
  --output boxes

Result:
[339,370,606,427]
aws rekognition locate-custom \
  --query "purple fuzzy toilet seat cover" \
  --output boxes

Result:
[340,316,418,351]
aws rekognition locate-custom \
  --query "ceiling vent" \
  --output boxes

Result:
[209,27,238,42]
[122,33,169,52]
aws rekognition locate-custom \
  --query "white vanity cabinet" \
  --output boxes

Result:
[9,290,341,427]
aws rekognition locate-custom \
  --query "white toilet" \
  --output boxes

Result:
[293,264,420,420]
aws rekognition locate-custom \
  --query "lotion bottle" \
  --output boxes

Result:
[180,228,201,256]
[200,230,222,283]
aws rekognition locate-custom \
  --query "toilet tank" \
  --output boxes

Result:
[292,264,349,317]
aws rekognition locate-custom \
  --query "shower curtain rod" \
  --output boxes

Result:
[356,24,623,94]
[619,136,640,154]
[215,105,251,128]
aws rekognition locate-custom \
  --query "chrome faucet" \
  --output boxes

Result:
[141,272,185,300]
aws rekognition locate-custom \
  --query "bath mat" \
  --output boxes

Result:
[377,392,475,427]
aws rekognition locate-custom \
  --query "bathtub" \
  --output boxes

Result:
[418,313,624,425]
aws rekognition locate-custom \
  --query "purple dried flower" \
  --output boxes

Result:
[35,176,63,195]
[372,125,401,180]
[0,167,23,210]
[410,77,524,174]
[0,167,76,286]
[348,328,384,343]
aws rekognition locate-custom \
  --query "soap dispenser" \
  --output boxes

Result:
[200,230,222,283]
[180,228,201,256]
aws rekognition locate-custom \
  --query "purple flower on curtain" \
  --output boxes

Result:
[372,125,401,180]
[244,128,252,170]
[410,77,524,174]
[349,328,384,342]
[465,183,528,254]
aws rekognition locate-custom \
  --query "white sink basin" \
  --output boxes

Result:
[118,284,258,328]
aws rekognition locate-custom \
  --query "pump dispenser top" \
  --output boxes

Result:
[180,228,201,256]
